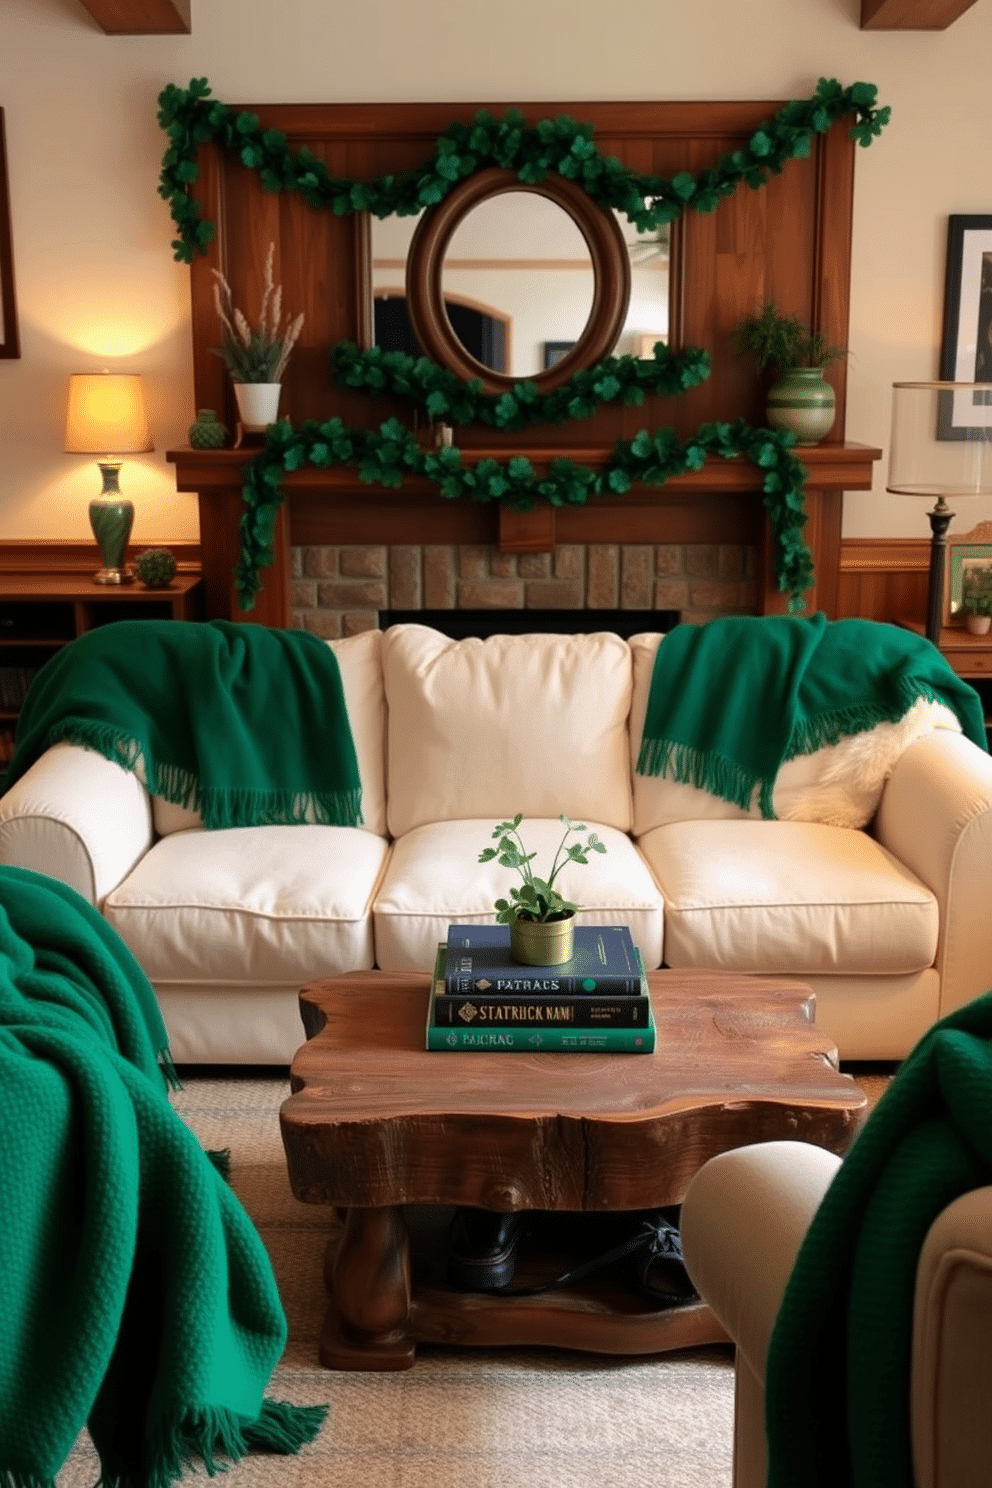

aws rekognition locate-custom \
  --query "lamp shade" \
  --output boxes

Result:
[886,381,992,498]
[65,373,153,455]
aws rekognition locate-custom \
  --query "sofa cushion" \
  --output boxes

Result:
[382,624,633,839]
[629,632,962,833]
[373,817,663,973]
[103,824,389,984]
[153,629,387,838]
[638,819,938,976]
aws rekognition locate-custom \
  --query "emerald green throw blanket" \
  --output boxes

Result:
[765,989,992,1488]
[636,613,988,817]
[4,619,362,829]
[0,864,326,1487]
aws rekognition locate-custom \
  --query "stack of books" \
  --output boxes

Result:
[426,923,655,1053]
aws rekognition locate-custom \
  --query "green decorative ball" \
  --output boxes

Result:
[135,548,178,589]
[188,409,228,449]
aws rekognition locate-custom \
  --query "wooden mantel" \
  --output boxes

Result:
[168,442,882,629]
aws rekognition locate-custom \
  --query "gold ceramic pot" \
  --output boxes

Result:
[509,912,576,966]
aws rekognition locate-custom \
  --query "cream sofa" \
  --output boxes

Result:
[1,622,991,1065]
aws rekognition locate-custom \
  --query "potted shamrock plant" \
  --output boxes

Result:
[960,565,992,635]
[479,813,607,966]
[733,301,846,446]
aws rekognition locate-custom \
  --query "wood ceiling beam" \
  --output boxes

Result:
[861,0,980,28]
[75,0,191,34]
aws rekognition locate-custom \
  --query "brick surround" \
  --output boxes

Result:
[290,542,756,637]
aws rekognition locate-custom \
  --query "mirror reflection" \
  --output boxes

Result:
[370,196,669,376]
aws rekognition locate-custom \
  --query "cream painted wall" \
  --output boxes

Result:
[1,0,992,543]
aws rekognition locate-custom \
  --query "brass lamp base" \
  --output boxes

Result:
[92,566,134,585]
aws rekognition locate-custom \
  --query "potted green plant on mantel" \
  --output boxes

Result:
[211,242,304,436]
[480,813,607,966]
[960,565,992,635]
[733,302,847,447]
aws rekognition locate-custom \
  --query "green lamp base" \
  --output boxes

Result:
[89,479,135,585]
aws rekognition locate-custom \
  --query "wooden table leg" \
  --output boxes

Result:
[319,1204,417,1370]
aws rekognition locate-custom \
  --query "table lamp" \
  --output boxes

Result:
[65,372,153,584]
[886,380,992,644]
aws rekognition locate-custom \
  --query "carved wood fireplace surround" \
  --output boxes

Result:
[167,99,881,630]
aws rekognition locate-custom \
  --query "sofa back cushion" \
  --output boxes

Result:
[152,628,387,837]
[383,624,633,838]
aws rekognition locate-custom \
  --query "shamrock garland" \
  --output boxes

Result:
[155,78,889,613]
[234,416,811,615]
[157,77,890,264]
[330,340,712,431]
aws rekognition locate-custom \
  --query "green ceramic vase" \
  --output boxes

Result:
[766,367,836,446]
[188,409,228,449]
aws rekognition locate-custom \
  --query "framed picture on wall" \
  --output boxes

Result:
[543,341,574,369]
[938,214,992,439]
[944,521,992,625]
[0,108,19,359]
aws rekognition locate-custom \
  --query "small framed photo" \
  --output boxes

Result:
[938,215,992,439]
[945,521,992,624]
[543,341,574,369]
[0,108,19,359]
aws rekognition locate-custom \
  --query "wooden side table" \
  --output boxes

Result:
[0,572,203,759]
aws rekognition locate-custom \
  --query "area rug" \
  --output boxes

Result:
[56,1067,893,1488]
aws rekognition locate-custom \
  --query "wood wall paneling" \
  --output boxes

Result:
[836,537,930,622]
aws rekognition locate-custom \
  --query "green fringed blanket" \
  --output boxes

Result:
[636,613,988,818]
[0,864,326,1487]
[4,619,362,829]
[765,988,992,1488]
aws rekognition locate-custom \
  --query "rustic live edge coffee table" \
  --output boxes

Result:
[279,968,867,1371]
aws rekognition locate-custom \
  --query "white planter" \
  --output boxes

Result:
[964,613,992,636]
[233,382,281,431]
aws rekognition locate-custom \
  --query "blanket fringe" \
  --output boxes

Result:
[100,1399,328,1488]
[0,1471,57,1488]
[37,721,364,829]
[636,736,759,813]
[205,1147,232,1180]
[242,1398,330,1452]
[158,1048,182,1093]
[782,686,933,762]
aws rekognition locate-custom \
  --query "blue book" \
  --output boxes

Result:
[444,923,644,996]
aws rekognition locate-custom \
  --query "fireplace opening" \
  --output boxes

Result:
[378,609,680,639]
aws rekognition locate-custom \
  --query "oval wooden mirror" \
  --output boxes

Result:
[405,167,631,395]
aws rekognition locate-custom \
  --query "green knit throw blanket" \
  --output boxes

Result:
[4,618,363,829]
[636,613,988,817]
[0,865,326,1487]
[765,988,992,1488]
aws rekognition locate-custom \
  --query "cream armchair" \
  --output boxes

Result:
[681,1141,992,1488]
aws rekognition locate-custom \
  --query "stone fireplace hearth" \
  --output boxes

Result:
[290,540,756,637]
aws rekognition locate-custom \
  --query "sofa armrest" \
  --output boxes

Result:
[680,1140,841,1380]
[874,731,992,1019]
[911,1185,992,1488]
[0,742,153,904]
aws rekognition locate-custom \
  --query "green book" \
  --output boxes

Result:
[426,948,655,1053]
